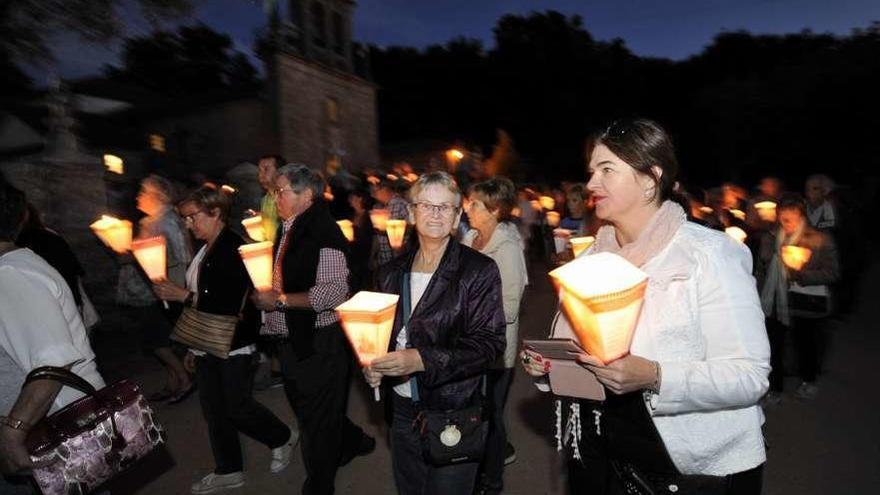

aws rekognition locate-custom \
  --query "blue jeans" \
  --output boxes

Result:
[390,394,480,495]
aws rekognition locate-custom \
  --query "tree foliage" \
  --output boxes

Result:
[370,11,880,188]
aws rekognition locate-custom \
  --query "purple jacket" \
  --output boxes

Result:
[378,238,506,410]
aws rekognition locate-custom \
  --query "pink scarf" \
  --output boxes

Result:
[592,201,687,267]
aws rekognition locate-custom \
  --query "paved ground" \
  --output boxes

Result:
[91,250,880,495]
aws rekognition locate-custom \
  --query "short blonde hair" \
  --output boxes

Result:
[408,171,462,207]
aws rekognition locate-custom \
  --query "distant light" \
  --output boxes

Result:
[447,149,464,161]
[103,154,124,174]
[386,174,399,181]
[149,134,166,153]
[221,184,237,194]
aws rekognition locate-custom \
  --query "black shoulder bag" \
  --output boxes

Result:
[402,271,489,466]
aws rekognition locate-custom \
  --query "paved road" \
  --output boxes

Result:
[92,252,879,494]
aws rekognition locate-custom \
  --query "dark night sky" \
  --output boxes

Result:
[33,0,880,81]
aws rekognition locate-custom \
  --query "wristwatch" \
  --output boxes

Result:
[274,294,286,311]
[0,416,30,431]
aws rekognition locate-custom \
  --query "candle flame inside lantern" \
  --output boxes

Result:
[546,211,560,227]
[539,195,556,211]
[729,208,746,221]
[337,219,355,242]
[699,206,714,215]
[103,154,124,174]
[132,236,167,282]
[386,219,407,249]
[754,201,778,222]
[549,252,648,364]
[370,209,390,232]
[238,241,274,291]
[570,236,596,257]
[781,245,812,271]
[336,291,400,366]
[725,226,748,244]
[241,215,266,242]
[90,215,132,253]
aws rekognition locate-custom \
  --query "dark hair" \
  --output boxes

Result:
[259,155,286,170]
[277,164,326,200]
[469,177,516,222]
[778,193,807,217]
[0,177,27,241]
[349,189,375,210]
[586,118,679,204]
[180,183,232,222]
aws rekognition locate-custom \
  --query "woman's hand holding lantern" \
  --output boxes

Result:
[575,353,660,395]
[370,349,425,376]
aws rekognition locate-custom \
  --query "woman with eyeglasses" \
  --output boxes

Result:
[153,184,294,494]
[521,119,770,495]
[364,171,506,494]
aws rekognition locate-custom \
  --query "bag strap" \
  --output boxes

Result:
[22,365,96,395]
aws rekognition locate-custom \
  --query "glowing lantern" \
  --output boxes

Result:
[337,219,355,242]
[539,195,556,211]
[405,173,419,182]
[386,220,407,249]
[755,201,777,222]
[221,184,236,194]
[238,241,274,291]
[511,206,522,218]
[549,252,648,364]
[570,236,595,257]
[336,291,400,401]
[725,226,748,244]
[781,245,812,271]
[552,228,573,254]
[386,174,399,181]
[529,200,541,212]
[546,211,560,227]
[367,175,381,185]
[132,236,168,308]
[90,215,132,254]
[699,206,714,215]
[447,149,464,161]
[241,215,266,242]
[103,154,123,174]
[370,209,390,231]
[729,208,746,221]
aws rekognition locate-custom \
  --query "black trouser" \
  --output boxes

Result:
[766,317,789,392]
[477,367,514,494]
[791,316,822,383]
[279,324,368,495]
[195,353,291,474]
[390,394,480,495]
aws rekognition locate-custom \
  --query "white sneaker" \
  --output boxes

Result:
[270,443,293,473]
[191,472,245,494]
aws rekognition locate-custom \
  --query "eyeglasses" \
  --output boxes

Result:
[411,202,459,216]
[181,210,205,223]
[274,185,296,197]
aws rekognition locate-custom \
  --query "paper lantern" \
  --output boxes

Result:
[699,206,714,215]
[546,211,560,227]
[725,226,748,244]
[511,206,522,218]
[781,245,812,271]
[132,236,166,283]
[570,236,595,257]
[529,200,541,212]
[755,201,777,222]
[386,219,407,249]
[729,208,746,221]
[103,154,123,174]
[241,215,266,242]
[539,195,555,211]
[238,241,274,291]
[337,219,355,242]
[336,291,400,401]
[90,215,132,253]
[552,228,572,254]
[367,175,381,185]
[369,209,390,232]
[221,184,236,194]
[549,252,648,364]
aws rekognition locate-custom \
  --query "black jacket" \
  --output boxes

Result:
[377,238,506,410]
[192,228,260,350]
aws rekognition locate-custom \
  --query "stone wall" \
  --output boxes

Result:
[275,53,379,171]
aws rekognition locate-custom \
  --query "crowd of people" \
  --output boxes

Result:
[0,116,860,495]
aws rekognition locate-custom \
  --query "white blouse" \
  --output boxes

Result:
[393,271,433,398]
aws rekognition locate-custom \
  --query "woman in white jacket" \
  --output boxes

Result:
[521,119,770,495]
[463,177,528,495]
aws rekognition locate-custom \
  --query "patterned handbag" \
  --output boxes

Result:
[24,367,164,495]
[171,291,248,359]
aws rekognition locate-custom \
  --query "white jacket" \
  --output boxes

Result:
[463,222,528,368]
[553,222,770,476]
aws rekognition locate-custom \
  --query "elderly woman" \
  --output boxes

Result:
[756,196,840,404]
[365,171,506,495]
[522,119,770,494]
[462,177,528,495]
[153,185,293,494]
[119,174,193,403]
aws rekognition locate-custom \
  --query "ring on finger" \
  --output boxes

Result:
[522,354,531,365]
